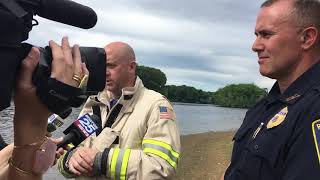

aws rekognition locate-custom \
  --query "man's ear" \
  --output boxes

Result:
[129,61,137,72]
[301,27,318,50]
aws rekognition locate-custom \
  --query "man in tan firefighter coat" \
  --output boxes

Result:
[58,42,181,180]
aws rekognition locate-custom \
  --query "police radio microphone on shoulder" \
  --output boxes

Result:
[57,113,100,149]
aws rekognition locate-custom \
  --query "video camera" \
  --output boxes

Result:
[0,0,106,118]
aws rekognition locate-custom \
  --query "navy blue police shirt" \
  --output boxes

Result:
[225,63,320,180]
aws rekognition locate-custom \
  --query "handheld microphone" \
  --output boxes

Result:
[47,114,64,133]
[35,0,98,29]
[57,113,100,149]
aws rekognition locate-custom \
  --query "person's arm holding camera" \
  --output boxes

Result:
[7,37,87,180]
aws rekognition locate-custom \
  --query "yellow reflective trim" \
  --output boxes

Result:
[58,152,67,174]
[142,139,180,158]
[57,152,75,178]
[143,144,179,164]
[120,149,131,180]
[312,119,320,165]
[58,152,66,169]
[144,148,177,169]
[66,143,74,149]
[111,148,120,179]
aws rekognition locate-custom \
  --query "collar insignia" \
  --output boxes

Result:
[286,94,301,102]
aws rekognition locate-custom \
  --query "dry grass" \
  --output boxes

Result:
[173,131,235,180]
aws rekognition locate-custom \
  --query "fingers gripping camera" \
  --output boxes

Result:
[25,44,107,118]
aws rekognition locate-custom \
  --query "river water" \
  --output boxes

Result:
[0,103,247,179]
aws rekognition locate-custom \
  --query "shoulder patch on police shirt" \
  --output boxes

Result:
[267,107,288,129]
[159,106,174,120]
[312,119,320,165]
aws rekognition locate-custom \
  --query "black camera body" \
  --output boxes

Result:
[36,46,106,95]
[0,0,106,118]
[33,45,106,118]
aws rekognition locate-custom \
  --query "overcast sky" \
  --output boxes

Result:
[26,0,275,92]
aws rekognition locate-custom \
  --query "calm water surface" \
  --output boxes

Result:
[0,103,247,179]
[174,103,247,135]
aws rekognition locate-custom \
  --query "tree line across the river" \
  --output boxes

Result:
[137,65,268,108]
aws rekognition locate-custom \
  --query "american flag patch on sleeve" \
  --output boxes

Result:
[159,106,174,120]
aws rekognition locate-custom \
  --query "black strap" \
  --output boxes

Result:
[124,95,133,100]
[106,104,122,144]
[92,105,102,135]
[105,104,123,128]
[92,103,122,144]
[35,78,85,118]
[92,105,101,121]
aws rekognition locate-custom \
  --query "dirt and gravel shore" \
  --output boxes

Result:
[174,131,235,180]
[44,131,236,180]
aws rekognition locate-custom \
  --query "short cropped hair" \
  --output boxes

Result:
[261,0,320,28]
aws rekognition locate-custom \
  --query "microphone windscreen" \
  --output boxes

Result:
[36,0,97,29]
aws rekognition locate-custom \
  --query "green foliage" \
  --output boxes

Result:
[164,85,213,104]
[136,65,167,93]
[136,65,267,108]
[212,84,267,108]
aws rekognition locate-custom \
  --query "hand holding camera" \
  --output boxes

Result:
[0,0,106,118]
[14,37,85,147]
[0,0,107,178]
[9,37,87,178]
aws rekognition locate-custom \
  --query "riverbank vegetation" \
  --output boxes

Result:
[137,65,267,108]
[213,84,267,108]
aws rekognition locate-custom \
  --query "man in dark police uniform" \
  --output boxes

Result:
[223,0,320,180]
